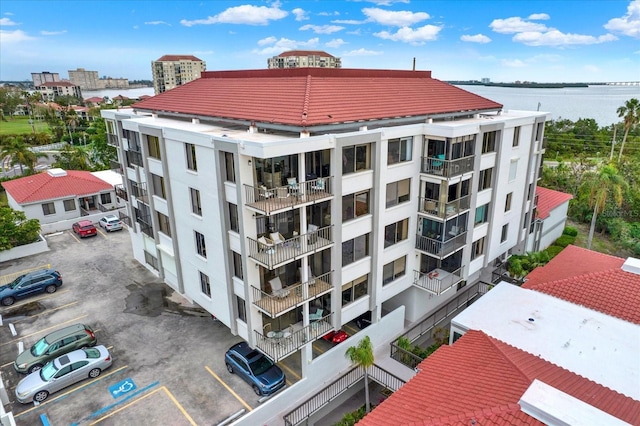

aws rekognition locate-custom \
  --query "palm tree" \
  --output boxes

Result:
[616,98,640,161]
[580,164,627,250]
[345,335,375,413]
[0,136,47,174]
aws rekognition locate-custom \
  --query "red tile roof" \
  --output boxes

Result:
[359,331,640,426]
[1,170,113,204]
[84,96,104,103]
[132,68,503,129]
[535,186,573,219]
[524,245,625,287]
[38,81,77,87]
[155,54,203,62]
[278,50,335,58]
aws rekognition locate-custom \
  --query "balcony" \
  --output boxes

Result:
[115,184,128,202]
[255,313,334,362]
[110,160,122,174]
[245,177,333,215]
[412,267,463,295]
[107,133,119,147]
[252,272,333,318]
[419,195,470,219]
[126,150,143,168]
[248,225,333,269]
[415,232,466,259]
[420,155,474,178]
[131,182,149,204]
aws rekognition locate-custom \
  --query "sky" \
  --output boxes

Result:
[1,0,639,83]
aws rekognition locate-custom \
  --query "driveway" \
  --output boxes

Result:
[0,227,269,425]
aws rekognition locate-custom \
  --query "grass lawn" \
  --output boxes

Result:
[0,116,51,135]
[567,218,634,258]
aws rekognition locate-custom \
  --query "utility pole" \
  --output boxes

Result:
[609,124,617,161]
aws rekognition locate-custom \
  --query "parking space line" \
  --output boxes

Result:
[0,289,71,311]
[12,301,79,323]
[0,315,88,348]
[279,361,301,382]
[204,365,252,412]
[69,231,81,243]
[161,386,198,425]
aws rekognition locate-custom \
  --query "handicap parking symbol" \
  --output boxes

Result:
[109,378,137,399]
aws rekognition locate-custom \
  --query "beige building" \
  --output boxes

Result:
[35,81,82,102]
[268,50,342,69]
[99,77,129,89]
[69,68,129,90]
[31,71,60,86]
[151,55,206,94]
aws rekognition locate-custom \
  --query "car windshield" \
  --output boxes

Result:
[39,361,58,381]
[248,354,273,376]
[9,274,26,289]
[31,337,49,356]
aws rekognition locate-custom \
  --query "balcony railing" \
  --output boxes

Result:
[420,155,474,178]
[412,267,463,295]
[136,216,153,237]
[107,133,119,147]
[118,211,132,227]
[115,184,128,202]
[126,150,143,168]
[419,195,470,219]
[415,232,466,259]
[252,272,333,318]
[110,160,122,174]
[255,313,334,362]
[131,181,149,204]
[248,225,333,269]
[244,177,333,215]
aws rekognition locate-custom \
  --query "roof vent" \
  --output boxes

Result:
[47,168,67,177]
[621,257,640,275]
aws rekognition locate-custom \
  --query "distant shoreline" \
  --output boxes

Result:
[448,81,589,89]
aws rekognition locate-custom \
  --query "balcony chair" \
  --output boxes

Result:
[307,224,318,245]
[287,177,299,196]
[311,178,325,192]
[270,232,286,247]
[448,226,460,237]
[309,308,323,322]
[258,236,275,254]
[269,277,290,298]
[259,185,274,199]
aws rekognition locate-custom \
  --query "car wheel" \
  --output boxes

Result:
[45,285,57,294]
[88,368,101,378]
[252,385,262,396]
[28,364,43,374]
[226,363,234,374]
[33,390,49,403]
[1,297,15,306]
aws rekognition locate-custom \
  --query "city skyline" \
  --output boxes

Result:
[1,0,639,83]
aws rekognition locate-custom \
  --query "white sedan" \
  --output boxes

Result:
[15,346,113,404]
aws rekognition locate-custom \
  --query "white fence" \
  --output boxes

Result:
[0,235,49,263]
[29,142,68,152]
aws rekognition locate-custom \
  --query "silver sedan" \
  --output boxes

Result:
[15,345,113,404]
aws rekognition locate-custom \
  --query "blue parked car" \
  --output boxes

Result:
[0,269,62,306]
[225,342,285,396]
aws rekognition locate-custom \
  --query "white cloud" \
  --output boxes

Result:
[292,8,309,21]
[0,17,18,26]
[374,25,442,45]
[358,0,410,5]
[325,38,346,48]
[253,37,320,55]
[342,48,383,56]
[513,30,617,46]
[0,29,35,42]
[144,21,171,26]
[299,24,344,34]
[501,59,527,68]
[490,17,548,34]
[461,34,491,43]
[528,13,550,20]
[318,11,340,17]
[348,29,362,36]
[181,3,288,26]
[40,30,67,36]
[604,0,640,38]
[332,19,365,25]
[363,7,429,26]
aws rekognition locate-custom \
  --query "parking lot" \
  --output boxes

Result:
[0,227,288,425]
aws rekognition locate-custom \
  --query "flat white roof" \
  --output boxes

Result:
[451,282,640,401]
[91,170,122,186]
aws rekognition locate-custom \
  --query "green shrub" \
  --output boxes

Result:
[563,226,578,237]
[544,245,564,259]
[554,234,576,248]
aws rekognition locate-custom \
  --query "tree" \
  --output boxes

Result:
[345,335,375,413]
[616,98,640,161]
[0,206,41,251]
[88,118,116,169]
[52,145,92,170]
[0,86,22,121]
[0,136,47,174]
[580,164,628,249]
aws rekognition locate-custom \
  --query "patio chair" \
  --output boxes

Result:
[311,178,325,192]
[259,185,274,199]
[269,277,290,298]
[270,232,286,246]
[258,236,275,253]
[307,224,318,244]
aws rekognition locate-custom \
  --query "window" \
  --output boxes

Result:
[228,203,239,232]
[482,131,497,153]
[383,256,406,285]
[144,251,158,270]
[63,199,76,212]
[384,218,409,248]
[342,234,369,266]
[185,143,197,171]
[195,231,207,258]
[342,143,371,174]
[342,191,369,221]
[535,122,544,141]
[190,188,202,216]
[151,174,166,199]
[224,152,235,182]
[501,224,509,243]
[386,178,410,208]
[387,137,412,165]
[199,271,211,297]
[342,274,368,306]
[478,168,493,191]
[232,252,243,279]
[236,296,247,322]
[471,237,485,259]
[505,193,513,212]
[512,127,520,147]
[157,212,171,236]
[509,160,518,182]
[147,135,161,159]
[42,202,55,215]
[100,193,112,205]
[475,203,489,225]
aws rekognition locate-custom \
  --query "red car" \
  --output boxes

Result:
[322,330,349,344]
[72,220,97,238]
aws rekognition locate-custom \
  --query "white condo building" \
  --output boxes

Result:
[101,68,547,377]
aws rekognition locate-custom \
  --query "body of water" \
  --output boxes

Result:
[84,84,638,128]
[457,84,639,127]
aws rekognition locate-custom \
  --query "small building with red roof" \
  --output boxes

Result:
[35,80,82,102]
[268,50,341,69]
[528,186,573,252]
